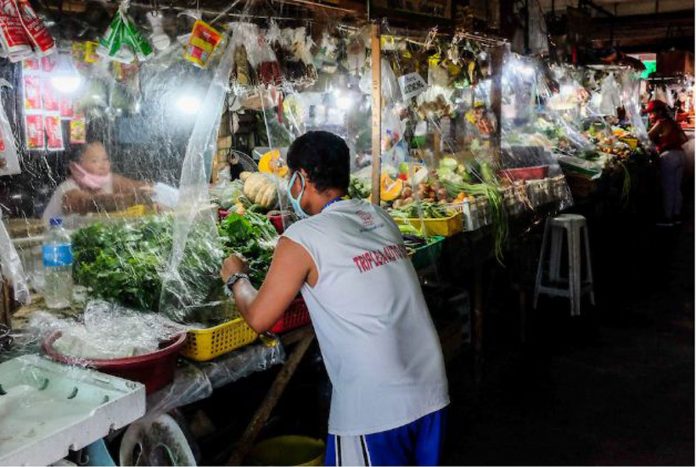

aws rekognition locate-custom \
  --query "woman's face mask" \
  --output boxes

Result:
[70,161,112,190]
[286,171,310,219]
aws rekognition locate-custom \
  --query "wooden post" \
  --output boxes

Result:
[433,131,441,158]
[370,23,382,206]
[226,328,315,465]
[489,45,505,165]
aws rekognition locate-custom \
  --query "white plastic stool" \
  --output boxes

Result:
[533,214,595,316]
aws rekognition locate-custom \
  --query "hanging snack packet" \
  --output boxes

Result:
[24,113,43,150]
[44,114,63,151]
[184,20,221,68]
[22,74,40,110]
[59,95,74,119]
[98,2,152,63]
[16,0,55,56]
[41,77,59,111]
[71,41,100,66]
[0,0,32,62]
[69,114,85,143]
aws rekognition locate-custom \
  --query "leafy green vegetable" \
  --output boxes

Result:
[73,216,225,322]
[390,201,450,219]
[441,179,508,263]
[218,212,278,287]
[348,176,371,200]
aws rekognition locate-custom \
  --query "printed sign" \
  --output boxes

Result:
[398,72,427,101]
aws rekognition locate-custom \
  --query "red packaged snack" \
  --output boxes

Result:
[41,77,58,111]
[16,0,55,56]
[44,114,63,150]
[22,57,38,71]
[59,95,73,119]
[24,113,43,149]
[40,54,56,72]
[0,0,31,62]
[22,74,40,110]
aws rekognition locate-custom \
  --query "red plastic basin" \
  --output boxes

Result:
[499,165,549,181]
[42,331,187,394]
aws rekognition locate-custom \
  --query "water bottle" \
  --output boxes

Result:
[42,217,73,309]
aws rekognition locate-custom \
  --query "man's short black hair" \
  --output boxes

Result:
[287,131,350,192]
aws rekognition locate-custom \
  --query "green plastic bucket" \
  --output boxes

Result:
[247,435,325,466]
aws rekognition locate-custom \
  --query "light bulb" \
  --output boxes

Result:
[50,75,82,94]
[176,95,201,115]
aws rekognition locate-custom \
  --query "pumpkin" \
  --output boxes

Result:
[240,171,279,209]
[258,149,289,177]
[380,173,403,202]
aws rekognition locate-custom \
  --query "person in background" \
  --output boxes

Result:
[220,131,449,466]
[646,99,689,226]
[42,141,152,226]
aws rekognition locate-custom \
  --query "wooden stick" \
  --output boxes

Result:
[370,23,382,206]
[489,45,505,165]
[225,328,315,465]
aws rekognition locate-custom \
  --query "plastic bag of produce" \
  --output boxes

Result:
[97,1,153,63]
[599,73,621,117]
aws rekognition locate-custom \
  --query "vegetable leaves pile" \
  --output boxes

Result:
[73,216,225,322]
[218,212,278,287]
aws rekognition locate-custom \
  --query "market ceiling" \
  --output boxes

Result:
[539,0,694,52]
[539,0,693,16]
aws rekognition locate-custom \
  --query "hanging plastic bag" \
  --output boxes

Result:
[0,218,30,305]
[146,11,171,52]
[361,58,400,103]
[0,84,20,175]
[0,0,32,62]
[15,0,55,57]
[97,1,153,63]
[599,73,621,117]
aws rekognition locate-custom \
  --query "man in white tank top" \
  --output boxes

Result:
[221,131,449,466]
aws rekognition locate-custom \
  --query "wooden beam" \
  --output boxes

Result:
[370,23,382,206]
[226,328,316,466]
[489,45,505,165]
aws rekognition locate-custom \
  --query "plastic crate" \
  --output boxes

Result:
[270,297,311,334]
[43,331,186,394]
[181,317,258,362]
[409,236,445,269]
[499,165,549,181]
[393,212,463,237]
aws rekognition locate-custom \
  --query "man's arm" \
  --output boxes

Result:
[221,237,313,333]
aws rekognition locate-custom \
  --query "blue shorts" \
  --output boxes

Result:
[325,408,447,466]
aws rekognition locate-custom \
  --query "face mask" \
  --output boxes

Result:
[70,162,112,190]
[286,171,310,219]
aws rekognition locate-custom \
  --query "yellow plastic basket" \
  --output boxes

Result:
[109,204,151,218]
[394,212,463,237]
[621,137,639,150]
[181,317,258,362]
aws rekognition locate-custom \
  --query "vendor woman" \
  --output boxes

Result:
[221,131,449,466]
[646,100,688,226]
[42,141,152,226]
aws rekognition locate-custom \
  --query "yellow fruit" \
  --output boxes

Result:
[380,173,403,202]
[258,149,288,177]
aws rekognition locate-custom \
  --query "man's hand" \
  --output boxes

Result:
[221,254,248,283]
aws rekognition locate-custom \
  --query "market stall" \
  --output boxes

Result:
[0,0,668,464]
